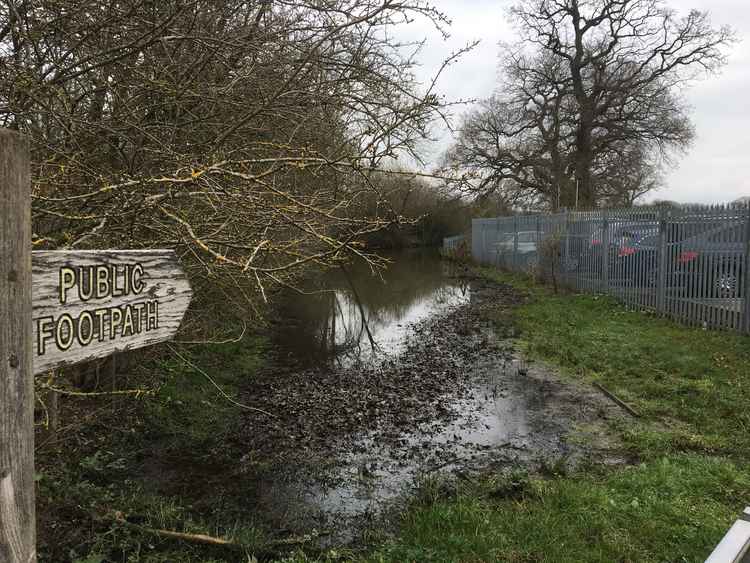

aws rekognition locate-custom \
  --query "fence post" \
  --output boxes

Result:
[564,212,571,274]
[536,215,541,273]
[0,130,36,562]
[601,210,610,293]
[483,221,488,264]
[492,217,501,268]
[743,203,750,334]
[513,215,519,271]
[656,206,668,314]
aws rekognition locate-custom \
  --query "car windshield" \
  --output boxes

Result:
[619,231,640,244]
[620,229,656,242]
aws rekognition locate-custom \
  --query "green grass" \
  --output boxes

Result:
[144,335,266,454]
[366,455,749,563]
[356,267,750,563]
[36,334,271,562]
[475,267,750,461]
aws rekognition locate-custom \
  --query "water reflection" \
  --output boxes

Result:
[253,250,591,546]
[273,249,470,367]
[249,343,575,547]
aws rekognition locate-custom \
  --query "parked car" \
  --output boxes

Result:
[493,231,538,254]
[610,222,746,295]
[610,226,660,285]
[576,221,658,273]
[672,223,745,297]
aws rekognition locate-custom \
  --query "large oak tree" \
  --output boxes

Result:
[445,0,734,210]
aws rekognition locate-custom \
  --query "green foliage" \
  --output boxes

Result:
[144,335,265,454]
[72,555,106,563]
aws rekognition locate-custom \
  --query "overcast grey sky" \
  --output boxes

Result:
[399,0,749,204]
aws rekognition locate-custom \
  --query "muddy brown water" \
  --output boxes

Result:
[238,249,623,546]
[269,249,471,369]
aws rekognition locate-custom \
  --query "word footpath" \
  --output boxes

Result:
[37,263,160,355]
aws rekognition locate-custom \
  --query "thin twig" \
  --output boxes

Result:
[37,382,153,397]
[167,345,276,418]
[173,320,248,345]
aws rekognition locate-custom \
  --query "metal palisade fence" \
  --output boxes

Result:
[469,204,750,334]
[441,234,467,259]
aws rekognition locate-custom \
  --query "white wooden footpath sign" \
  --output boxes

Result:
[1,130,192,562]
[32,250,192,374]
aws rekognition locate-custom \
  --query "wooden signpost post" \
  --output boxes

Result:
[1,130,192,562]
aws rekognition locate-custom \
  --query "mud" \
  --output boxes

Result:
[234,269,627,546]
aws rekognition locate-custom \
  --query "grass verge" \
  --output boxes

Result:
[360,267,750,563]
[367,455,749,563]
[36,334,270,562]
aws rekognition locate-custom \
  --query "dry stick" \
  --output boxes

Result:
[109,354,117,409]
[44,371,60,445]
[37,383,152,398]
[110,515,251,554]
[110,513,316,552]
[173,320,247,345]
[116,520,237,548]
[593,382,641,418]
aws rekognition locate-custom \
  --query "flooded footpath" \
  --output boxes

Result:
[234,249,625,546]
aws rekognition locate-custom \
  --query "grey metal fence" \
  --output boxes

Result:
[442,234,468,258]
[471,205,750,334]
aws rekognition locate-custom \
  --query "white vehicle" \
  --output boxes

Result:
[493,231,538,254]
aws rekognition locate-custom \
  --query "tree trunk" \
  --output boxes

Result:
[574,107,596,209]
[569,3,597,209]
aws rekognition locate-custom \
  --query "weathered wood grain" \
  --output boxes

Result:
[31,250,192,374]
[0,129,36,563]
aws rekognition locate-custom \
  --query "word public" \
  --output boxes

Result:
[36,263,160,355]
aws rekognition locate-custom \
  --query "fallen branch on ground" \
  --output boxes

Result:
[593,382,640,418]
[109,511,319,554]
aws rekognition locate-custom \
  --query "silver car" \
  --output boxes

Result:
[493,231,538,254]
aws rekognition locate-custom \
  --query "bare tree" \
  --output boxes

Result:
[443,0,733,211]
[0,0,467,329]
[509,0,734,207]
[443,50,576,209]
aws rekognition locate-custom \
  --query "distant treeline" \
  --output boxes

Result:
[353,172,473,249]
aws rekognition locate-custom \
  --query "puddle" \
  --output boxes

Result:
[271,250,470,368]
[238,254,622,546]
[245,340,579,546]
[312,284,469,368]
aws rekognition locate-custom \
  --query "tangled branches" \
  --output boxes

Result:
[1,0,463,326]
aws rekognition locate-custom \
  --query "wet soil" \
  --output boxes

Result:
[33,254,628,562]
[233,272,627,546]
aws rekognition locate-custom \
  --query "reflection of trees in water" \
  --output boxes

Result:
[273,250,469,366]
